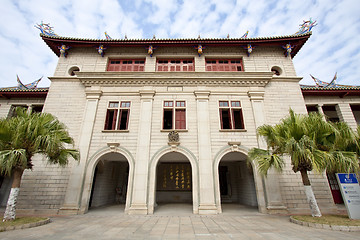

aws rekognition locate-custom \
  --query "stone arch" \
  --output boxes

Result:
[79,145,135,214]
[148,145,199,214]
[213,144,266,213]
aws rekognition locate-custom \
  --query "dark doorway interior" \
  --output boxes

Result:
[89,160,129,209]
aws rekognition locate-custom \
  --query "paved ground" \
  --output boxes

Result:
[0,204,358,240]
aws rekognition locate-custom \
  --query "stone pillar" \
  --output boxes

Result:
[128,90,155,214]
[248,91,287,214]
[60,88,102,214]
[336,103,357,130]
[316,104,326,121]
[194,91,218,214]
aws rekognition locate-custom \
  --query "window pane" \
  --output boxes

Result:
[121,101,130,108]
[104,109,118,130]
[232,109,244,129]
[164,101,173,107]
[231,101,241,107]
[176,101,185,107]
[163,109,173,129]
[175,109,186,129]
[219,101,229,107]
[118,109,129,130]
[109,102,119,108]
[220,109,231,129]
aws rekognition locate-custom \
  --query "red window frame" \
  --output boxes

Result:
[219,101,245,129]
[104,101,131,130]
[163,101,186,130]
[206,59,243,72]
[107,59,145,72]
[157,59,194,72]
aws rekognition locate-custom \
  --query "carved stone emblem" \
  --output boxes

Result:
[168,131,179,143]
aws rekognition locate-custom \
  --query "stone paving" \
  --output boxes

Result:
[0,204,359,240]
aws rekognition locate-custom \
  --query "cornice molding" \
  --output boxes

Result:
[75,71,273,87]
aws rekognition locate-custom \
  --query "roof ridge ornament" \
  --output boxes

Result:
[35,21,58,37]
[294,18,317,35]
[105,31,112,40]
[310,73,338,88]
[16,75,42,90]
[240,30,249,38]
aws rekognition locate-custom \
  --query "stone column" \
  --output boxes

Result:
[248,91,287,214]
[128,90,155,214]
[60,88,102,214]
[336,103,357,130]
[316,104,327,121]
[194,91,218,214]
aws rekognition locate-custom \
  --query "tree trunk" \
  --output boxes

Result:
[300,170,322,217]
[3,168,24,222]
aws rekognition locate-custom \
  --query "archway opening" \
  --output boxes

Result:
[155,152,193,214]
[89,152,129,211]
[218,152,258,212]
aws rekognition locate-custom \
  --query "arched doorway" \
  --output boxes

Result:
[155,152,193,213]
[88,152,129,211]
[217,152,258,212]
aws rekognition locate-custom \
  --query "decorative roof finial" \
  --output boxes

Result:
[124,34,128,40]
[195,44,204,57]
[294,18,317,35]
[105,32,112,40]
[153,35,156,40]
[96,44,107,57]
[240,30,249,39]
[16,75,42,89]
[198,34,201,39]
[282,43,294,57]
[245,44,254,57]
[58,44,70,57]
[227,34,230,39]
[34,21,58,37]
[310,73,337,88]
[147,45,157,57]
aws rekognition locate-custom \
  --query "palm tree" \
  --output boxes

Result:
[0,108,79,221]
[248,109,359,217]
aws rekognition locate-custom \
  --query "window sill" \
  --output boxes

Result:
[219,129,247,132]
[102,130,129,133]
[160,129,188,132]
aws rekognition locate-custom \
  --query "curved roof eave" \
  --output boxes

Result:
[40,32,311,58]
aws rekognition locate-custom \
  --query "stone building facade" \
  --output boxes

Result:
[1,32,359,216]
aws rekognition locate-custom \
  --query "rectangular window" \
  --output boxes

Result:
[104,101,131,130]
[206,59,243,72]
[163,101,186,130]
[219,101,245,129]
[157,59,194,72]
[107,59,145,71]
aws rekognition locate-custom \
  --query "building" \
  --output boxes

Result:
[1,28,359,216]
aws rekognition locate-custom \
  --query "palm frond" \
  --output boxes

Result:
[248,148,284,176]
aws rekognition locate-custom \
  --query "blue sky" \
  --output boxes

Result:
[0,0,359,88]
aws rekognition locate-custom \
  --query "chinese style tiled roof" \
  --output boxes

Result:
[40,32,311,58]
[0,87,48,98]
[301,85,360,97]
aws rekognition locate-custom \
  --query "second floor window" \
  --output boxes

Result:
[206,59,243,71]
[157,59,194,72]
[163,101,186,130]
[107,59,145,71]
[219,101,245,130]
[104,101,130,130]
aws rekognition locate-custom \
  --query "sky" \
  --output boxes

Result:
[0,0,359,88]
